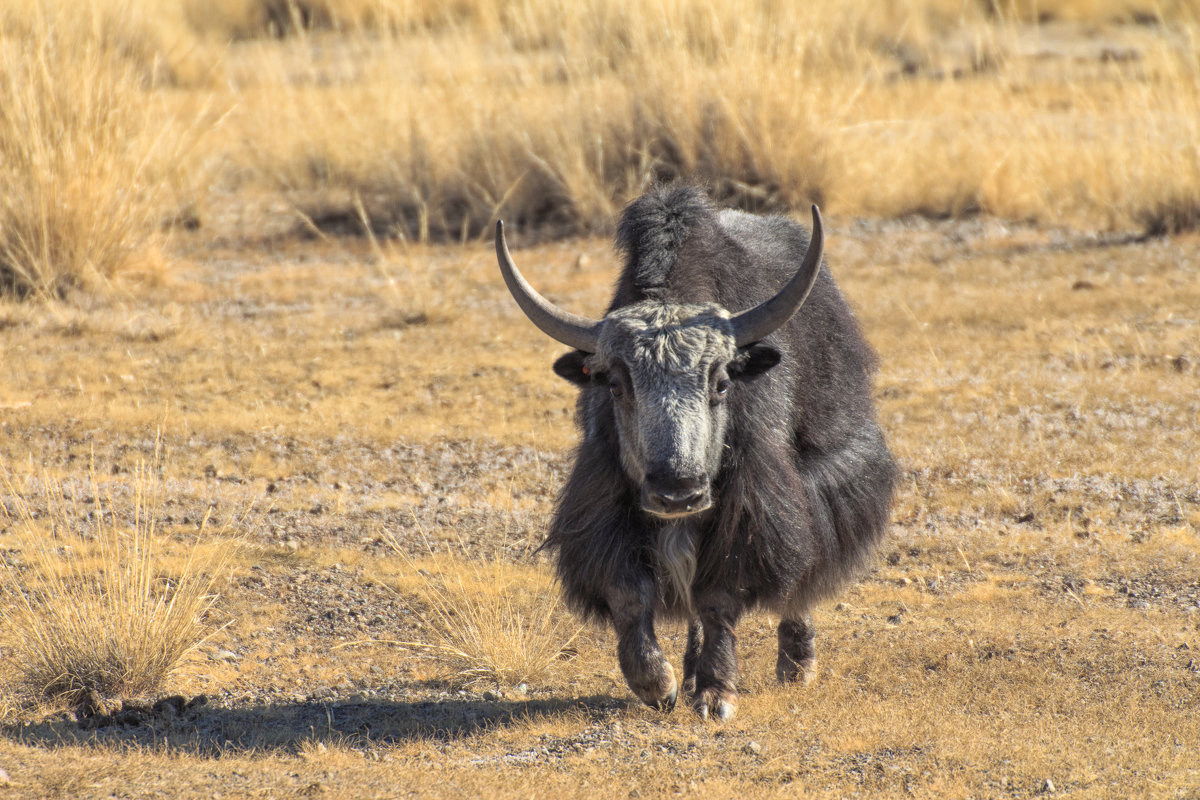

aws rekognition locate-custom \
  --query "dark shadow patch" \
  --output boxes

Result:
[2,693,629,756]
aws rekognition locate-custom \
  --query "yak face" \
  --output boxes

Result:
[493,204,823,519]
[554,301,781,519]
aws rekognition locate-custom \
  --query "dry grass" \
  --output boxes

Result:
[3,0,1200,267]
[194,0,1200,238]
[376,551,581,690]
[0,219,1195,795]
[0,0,1197,796]
[0,3,203,299]
[0,454,233,706]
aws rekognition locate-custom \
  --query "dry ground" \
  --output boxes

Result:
[1,2,1199,797]
[0,211,1197,798]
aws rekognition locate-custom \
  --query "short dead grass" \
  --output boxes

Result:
[0,215,1196,797]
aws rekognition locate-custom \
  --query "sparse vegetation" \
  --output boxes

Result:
[0,458,232,707]
[378,553,580,690]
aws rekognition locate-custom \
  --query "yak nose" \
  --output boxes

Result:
[642,472,711,517]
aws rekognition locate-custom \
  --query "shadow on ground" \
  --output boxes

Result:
[2,693,629,756]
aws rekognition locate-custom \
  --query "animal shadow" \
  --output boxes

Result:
[2,692,628,756]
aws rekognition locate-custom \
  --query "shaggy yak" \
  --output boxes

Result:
[495,185,896,720]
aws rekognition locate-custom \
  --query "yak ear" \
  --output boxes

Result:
[553,350,593,386]
[731,344,781,379]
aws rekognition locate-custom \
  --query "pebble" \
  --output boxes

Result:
[209,650,240,662]
[0,767,9,786]
[1042,778,1055,793]
[746,741,762,755]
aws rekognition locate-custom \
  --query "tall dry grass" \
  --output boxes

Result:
[0,459,232,705]
[4,0,1200,262]
[0,2,204,299]
[199,0,1200,239]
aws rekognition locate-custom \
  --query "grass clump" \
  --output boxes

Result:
[0,5,182,299]
[382,553,580,691]
[0,460,232,706]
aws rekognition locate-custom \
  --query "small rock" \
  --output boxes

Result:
[515,683,528,695]
[75,688,118,718]
[745,741,762,755]
[1042,778,1055,793]
[121,699,153,715]
[0,766,9,786]
[153,695,187,720]
[483,690,502,702]
[285,539,300,552]
[209,649,239,662]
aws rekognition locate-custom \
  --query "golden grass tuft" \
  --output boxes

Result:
[0,3,199,299]
[381,549,580,690]
[0,457,233,705]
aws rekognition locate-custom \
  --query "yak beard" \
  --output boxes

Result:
[655,522,697,613]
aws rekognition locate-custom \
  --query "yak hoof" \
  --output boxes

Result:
[693,688,738,722]
[654,684,679,713]
[776,656,817,685]
[631,660,678,712]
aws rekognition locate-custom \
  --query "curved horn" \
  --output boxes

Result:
[730,205,825,347]
[495,220,602,353]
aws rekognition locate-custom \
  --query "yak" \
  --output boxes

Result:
[495,185,896,721]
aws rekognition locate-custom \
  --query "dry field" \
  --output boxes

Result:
[2,1,1200,798]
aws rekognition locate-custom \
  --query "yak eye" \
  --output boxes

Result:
[609,379,625,399]
[715,378,730,396]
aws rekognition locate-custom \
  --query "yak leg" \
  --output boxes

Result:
[691,591,743,721]
[682,619,702,695]
[776,615,817,684]
[605,581,678,711]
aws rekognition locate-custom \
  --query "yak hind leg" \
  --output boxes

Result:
[776,615,817,685]
[682,619,702,696]
[606,582,678,712]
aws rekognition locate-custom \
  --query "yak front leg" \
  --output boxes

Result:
[605,581,678,711]
[682,619,702,696]
[691,591,743,721]
[776,615,817,685]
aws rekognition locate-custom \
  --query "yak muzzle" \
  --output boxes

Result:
[641,473,711,518]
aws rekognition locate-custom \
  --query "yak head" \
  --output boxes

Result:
[495,207,823,519]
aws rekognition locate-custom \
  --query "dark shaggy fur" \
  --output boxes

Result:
[541,185,896,715]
